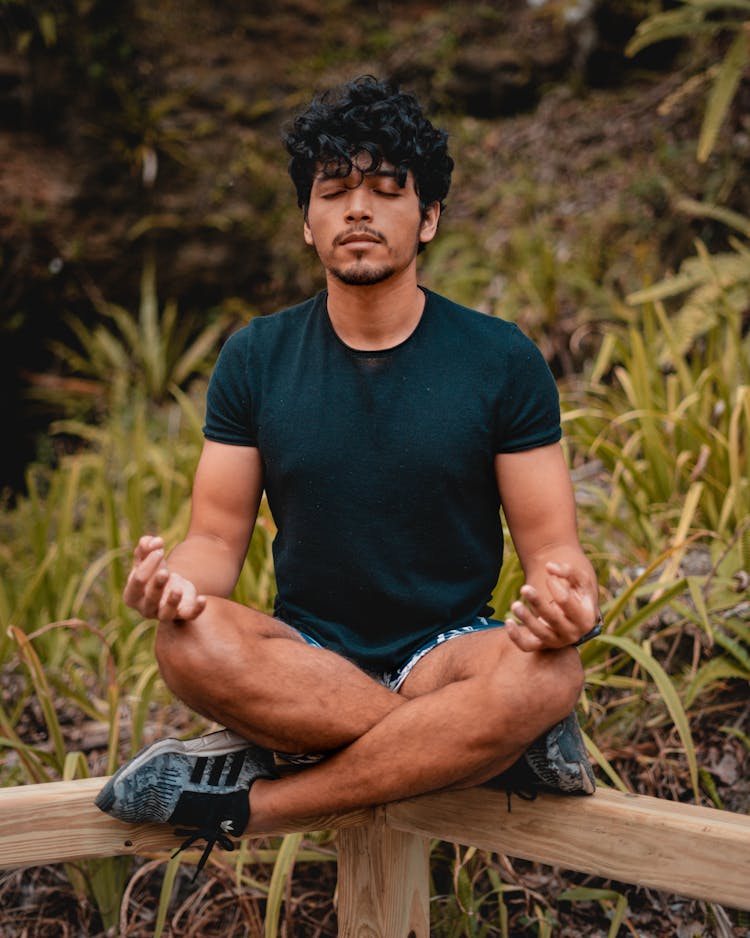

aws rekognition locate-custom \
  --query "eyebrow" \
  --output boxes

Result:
[314,167,400,182]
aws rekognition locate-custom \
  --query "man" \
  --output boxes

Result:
[96,76,600,875]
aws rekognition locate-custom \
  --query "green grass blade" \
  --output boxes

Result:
[170,317,227,387]
[580,729,629,793]
[10,626,68,770]
[685,656,748,708]
[0,731,54,783]
[600,542,689,629]
[139,251,164,395]
[596,634,699,800]
[264,833,303,938]
[698,30,750,163]
[625,12,711,58]
[10,540,58,625]
[70,547,130,616]
[675,197,750,239]
[721,725,750,751]
[63,750,90,780]
[154,854,182,938]
[129,663,162,754]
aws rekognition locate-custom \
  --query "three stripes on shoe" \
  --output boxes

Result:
[189,751,246,789]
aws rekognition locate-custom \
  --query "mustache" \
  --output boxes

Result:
[333,225,387,247]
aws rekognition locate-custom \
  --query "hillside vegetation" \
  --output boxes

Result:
[1,1,749,935]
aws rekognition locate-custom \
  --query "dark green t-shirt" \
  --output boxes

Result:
[203,288,561,673]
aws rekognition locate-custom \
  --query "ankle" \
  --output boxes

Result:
[247,777,275,833]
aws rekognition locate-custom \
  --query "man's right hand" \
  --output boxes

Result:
[123,535,207,623]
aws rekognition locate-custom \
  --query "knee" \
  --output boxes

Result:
[154,599,224,699]
[497,643,584,729]
[472,645,584,752]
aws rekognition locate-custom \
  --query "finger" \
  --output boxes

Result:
[548,575,598,636]
[512,595,579,648]
[510,599,567,645]
[140,566,171,617]
[545,561,588,591]
[123,548,165,604]
[547,574,571,606]
[133,535,164,564]
[518,585,574,636]
[518,584,547,617]
[157,580,185,620]
[176,593,208,621]
[504,617,546,652]
[158,576,207,622]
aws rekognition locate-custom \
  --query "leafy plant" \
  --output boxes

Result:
[626,0,750,162]
[0,378,279,929]
[558,218,750,803]
[44,251,231,408]
[564,229,749,554]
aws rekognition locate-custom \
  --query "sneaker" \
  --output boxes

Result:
[95,729,277,877]
[490,711,595,800]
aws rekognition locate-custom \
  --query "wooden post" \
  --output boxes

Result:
[336,808,429,938]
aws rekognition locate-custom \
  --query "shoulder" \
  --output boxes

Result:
[224,293,322,348]
[423,289,539,355]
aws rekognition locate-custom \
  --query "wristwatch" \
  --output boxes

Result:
[574,613,603,646]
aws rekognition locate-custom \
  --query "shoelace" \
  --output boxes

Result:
[503,786,537,812]
[172,825,237,881]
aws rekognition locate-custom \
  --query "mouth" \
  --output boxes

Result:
[337,230,383,247]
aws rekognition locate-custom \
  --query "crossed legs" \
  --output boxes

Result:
[155,596,584,832]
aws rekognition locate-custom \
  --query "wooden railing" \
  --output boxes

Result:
[2,777,749,935]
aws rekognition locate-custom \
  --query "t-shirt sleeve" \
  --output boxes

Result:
[493,324,561,453]
[203,328,257,446]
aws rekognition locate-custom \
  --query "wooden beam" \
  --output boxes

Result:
[0,777,370,870]
[386,785,750,911]
[337,810,430,938]
[2,777,749,914]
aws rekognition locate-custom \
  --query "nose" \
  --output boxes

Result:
[343,187,373,223]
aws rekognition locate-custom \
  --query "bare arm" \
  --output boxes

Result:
[494,443,599,652]
[123,441,264,621]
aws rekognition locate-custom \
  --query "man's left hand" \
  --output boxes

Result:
[505,561,599,652]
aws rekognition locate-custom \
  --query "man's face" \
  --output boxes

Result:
[303,156,440,287]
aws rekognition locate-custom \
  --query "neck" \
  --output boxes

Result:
[325,268,426,351]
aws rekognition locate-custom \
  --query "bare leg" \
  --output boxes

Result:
[155,601,583,831]
[246,632,582,831]
[155,596,405,753]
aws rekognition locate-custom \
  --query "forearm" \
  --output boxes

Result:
[166,533,246,598]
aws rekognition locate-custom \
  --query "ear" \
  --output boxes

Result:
[303,215,315,246]
[418,202,441,245]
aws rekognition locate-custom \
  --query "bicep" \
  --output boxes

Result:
[494,443,580,570]
[187,440,264,562]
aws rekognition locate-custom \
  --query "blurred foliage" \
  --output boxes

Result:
[43,251,233,407]
[627,0,750,162]
[1,0,750,934]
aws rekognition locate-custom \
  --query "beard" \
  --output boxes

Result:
[329,260,397,286]
[326,235,420,286]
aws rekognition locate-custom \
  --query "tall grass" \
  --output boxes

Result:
[557,233,750,805]
[2,241,749,931]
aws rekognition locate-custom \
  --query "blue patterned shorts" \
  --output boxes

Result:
[277,616,505,766]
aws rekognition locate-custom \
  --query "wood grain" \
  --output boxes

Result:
[386,785,750,911]
[2,777,749,920]
[337,810,429,938]
[0,776,370,870]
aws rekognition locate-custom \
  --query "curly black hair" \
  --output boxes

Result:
[283,75,454,219]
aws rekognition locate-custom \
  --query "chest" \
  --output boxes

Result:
[254,347,498,493]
